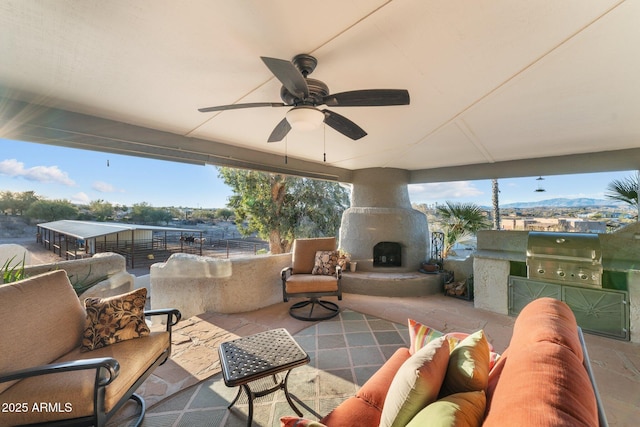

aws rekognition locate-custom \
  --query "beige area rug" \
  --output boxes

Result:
[129,310,409,427]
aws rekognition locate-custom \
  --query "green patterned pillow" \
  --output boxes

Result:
[407,391,486,427]
[81,288,150,352]
[439,330,490,397]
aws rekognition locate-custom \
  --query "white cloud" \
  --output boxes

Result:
[409,181,484,202]
[93,181,115,193]
[71,192,91,204]
[0,159,75,186]
[92,181,126,194]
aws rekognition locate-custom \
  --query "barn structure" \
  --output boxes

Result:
[36,220,204,268]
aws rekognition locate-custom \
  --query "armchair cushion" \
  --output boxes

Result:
[312,250,339,275]
[0,270,86,394]
[0,332,169,425]
[81,288,150,352]
[291,237,337,274]
[285,275,339,294]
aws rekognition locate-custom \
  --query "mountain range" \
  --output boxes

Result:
[499,198,624,208]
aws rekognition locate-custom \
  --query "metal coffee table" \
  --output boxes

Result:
[218,328,310,426]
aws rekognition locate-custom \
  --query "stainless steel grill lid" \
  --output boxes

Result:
[526,232,602,287]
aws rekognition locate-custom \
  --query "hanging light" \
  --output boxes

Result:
[285,106,325,130]
[535,176,546,192]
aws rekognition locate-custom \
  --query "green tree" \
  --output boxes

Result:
[216,208,234,221]
[15,191,40,215]
[89,199,114,221]
[129,202,172,225]
[149,208,173,225]
[191,208,216,222]
[606,172,639,220]
[218,167,349,253]
[0,191,41,215]
[492,178,500,230]
[25,199,78,221]
[435,201,491,258]
[0,191,15,214]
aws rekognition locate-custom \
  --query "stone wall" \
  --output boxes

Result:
[0,244,32,267]
[21,252,134,299]
[150,252,292,320]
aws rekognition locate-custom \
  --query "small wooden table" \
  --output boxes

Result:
[218,328,310,426]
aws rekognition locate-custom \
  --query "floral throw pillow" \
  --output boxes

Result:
[311,250,339,275]
[81,288,150,352]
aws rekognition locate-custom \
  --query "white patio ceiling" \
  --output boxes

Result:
[1,0,639,183]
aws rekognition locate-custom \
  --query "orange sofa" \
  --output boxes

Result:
[313,298,606,426]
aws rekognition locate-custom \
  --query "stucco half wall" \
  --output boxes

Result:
[0,244,32,267]
[150,252,292,319]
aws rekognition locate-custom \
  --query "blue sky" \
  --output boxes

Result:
[0,138,635,209]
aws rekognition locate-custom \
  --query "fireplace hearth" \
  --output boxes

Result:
[373,242,402,267]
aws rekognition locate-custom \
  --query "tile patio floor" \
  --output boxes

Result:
[111,293,640,427]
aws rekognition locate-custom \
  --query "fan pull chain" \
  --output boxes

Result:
[285,135,288,164]
[323,125,326,163]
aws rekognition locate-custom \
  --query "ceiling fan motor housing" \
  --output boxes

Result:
[292,54,317,76]
[280,78,329,106]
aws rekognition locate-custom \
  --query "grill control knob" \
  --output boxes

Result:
[537,268,545,274]
[557,269,565,277]
[579,273,589,280]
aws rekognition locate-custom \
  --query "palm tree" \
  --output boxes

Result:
[605,172,639,220]
[435,201,491,257]
[492,178,500,230]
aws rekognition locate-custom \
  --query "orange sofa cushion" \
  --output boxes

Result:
[484,298,598,426]
[507,297,584,360]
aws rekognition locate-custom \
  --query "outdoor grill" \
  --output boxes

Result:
[526,231,603,288]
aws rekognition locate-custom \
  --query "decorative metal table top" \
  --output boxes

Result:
[218,328,309,386]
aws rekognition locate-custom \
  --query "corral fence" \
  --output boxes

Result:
[207,239,270,258]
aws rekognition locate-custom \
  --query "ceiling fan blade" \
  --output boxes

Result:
[323,89,410,107]
[261,56,309,99]
[198,102,286,113]
[322,109,367,140]
[267,118,292,142]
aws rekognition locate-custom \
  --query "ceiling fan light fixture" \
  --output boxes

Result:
[286,106,324,130]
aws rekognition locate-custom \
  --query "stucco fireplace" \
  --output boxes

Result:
[338,168,429,273]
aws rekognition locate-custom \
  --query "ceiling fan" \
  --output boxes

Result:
[198,54,410,142]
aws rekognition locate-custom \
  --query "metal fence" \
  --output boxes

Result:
[207,239,270,257]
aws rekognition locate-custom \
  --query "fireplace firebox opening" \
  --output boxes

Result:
[373,242,402,267]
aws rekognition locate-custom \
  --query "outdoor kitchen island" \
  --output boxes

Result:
[473,227,640,343]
